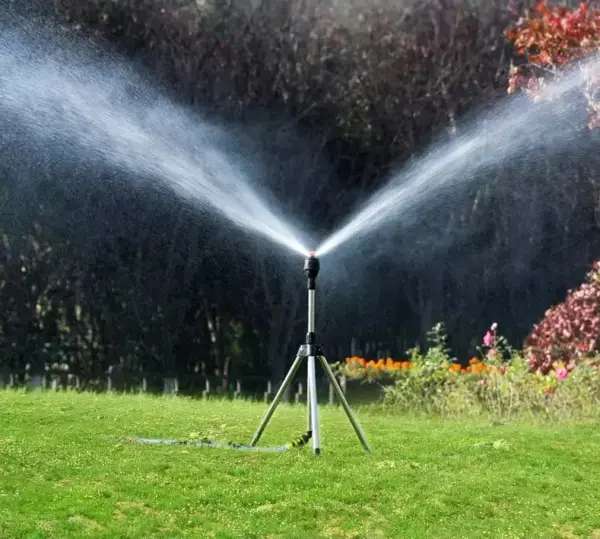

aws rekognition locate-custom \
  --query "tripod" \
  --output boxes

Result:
[250,254,371,456]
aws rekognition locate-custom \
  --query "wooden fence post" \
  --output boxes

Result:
[106,366,113,392]
[234,380,242,399]
[202,379,211,398]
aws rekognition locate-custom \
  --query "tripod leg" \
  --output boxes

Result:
[250,355,304,446]
[307,355,320,455]
[318,355,371,453]
[306,370,312,432]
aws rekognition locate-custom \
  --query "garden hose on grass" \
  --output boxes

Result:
[108,430,312,453]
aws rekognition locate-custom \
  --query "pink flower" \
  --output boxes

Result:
[483,331,494,346]
[555,368,568,381]
[487,348,500,359]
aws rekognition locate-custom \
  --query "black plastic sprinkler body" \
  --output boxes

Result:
[303,252,320,286]
[249,252,372,456]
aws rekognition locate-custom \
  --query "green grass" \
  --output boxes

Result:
[1,390,600,538]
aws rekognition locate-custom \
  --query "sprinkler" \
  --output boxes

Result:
[250,253,371,456]
[118,253,370,455]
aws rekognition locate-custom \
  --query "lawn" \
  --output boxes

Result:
[1,390,599,538]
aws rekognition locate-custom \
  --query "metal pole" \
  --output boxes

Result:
[250,354,304,446]
[318,355,371,453]
[307,289,315,334]
[304,257,321,455]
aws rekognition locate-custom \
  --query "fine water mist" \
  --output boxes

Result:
[0,22,311,257]
[315,58,600,258]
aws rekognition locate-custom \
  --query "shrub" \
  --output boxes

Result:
[338,321,600,421]
[525,260,600,373]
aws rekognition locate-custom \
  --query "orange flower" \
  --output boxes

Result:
[343,355,418,372]
[450,363,462,372]
[469,357,479,365]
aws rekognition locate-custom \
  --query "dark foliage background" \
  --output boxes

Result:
[1,0,599,393]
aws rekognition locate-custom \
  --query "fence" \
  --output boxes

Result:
[0,368,351,405]
[0,336,407,402]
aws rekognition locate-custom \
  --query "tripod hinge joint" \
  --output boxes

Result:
[297,343,323,357]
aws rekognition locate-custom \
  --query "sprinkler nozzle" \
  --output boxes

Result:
[303,254,320,289]
[303,254,320,279]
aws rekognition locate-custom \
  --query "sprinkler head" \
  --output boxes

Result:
[303,252,320,289]
[303,252,320,279]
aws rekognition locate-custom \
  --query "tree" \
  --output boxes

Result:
[55,0,514,162]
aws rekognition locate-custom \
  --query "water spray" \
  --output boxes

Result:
[250,252,371,456]
[313,57,600,259]
[0,23,311,260]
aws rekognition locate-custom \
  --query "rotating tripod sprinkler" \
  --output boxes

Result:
[108,253,368,455]
[250,252,371,456]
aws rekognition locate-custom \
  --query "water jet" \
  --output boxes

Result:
[315,57,600,259]
[0,21,311,258]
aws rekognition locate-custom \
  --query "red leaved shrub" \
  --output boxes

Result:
[525,260,600,373]
[504,0,600,129]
